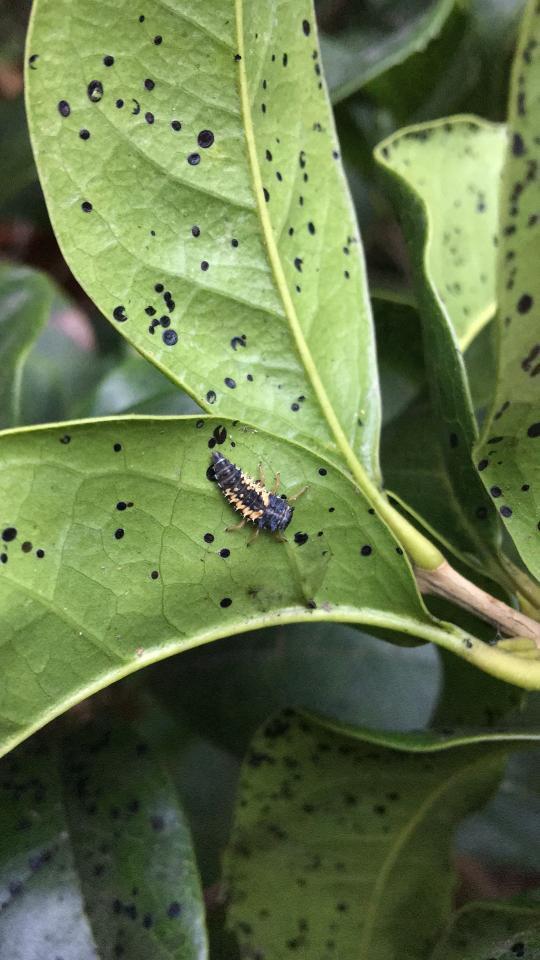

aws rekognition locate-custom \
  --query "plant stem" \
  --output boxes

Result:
[416,561,540,642]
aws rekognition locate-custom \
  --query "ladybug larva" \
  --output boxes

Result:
[211,451,307,542]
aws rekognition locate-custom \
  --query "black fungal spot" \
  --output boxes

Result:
[517,293,533,313]
[206,390,216,404]
[116,501,127,511]
[302,19,311,35]
[318,468,327,476]
[231,336,246,350]
[153,35,163,44]
[144,78,155,90]
[59,434,71,444]
[224,377,236,389]
[527,422,540,437]
[103,55,114,66]
[162,329,178,346]
[58,100,70,117]
[151,570,159,579]
[2,528,17,542]
[22,541,32,553]
[477,458,488,471]
[263,187,270,202]
[113,443,122,452]
[294,532,308,546]
[36,549,45,558]
[291,402,300,412]
[159,315,170,327]
[204,533,214,544]
[171,119,182,131]
[87,80,103,102]
[187,153,200,166]
[198,129,214,148]
[512,132,525,156]
[490,486,502,498]
[294,257,303,272]
[79,128,90,140]
[0,553,7,564]
[167,902,181,919]
[201,260,209,271]
[81,201,93,212]
[246,373,253,381]
[500,505,513,518]
[116,98,124,108]
[360,545,372,556]
[231,238,239,247]
[145,112,154,124]
[114,528,125,540]
[220,597,232,608]
[219,548,230,558]
[145,306,156,316]
[29,54,39,69]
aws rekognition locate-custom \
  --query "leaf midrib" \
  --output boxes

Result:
[234,0,365,484]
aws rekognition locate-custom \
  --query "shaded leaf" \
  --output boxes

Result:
[474,0,540,579]
[0,719,207,959]
[375,117,506,570]
[223,709,507,960]
[0,264,53,429]
[431,897,540,960]
[320,0,455,105]
[26,0,380,475]
[0,416,434,758]
[85,354,201,417]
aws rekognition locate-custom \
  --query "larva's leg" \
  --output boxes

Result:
[226,517,247,532]
[258,462,266,486]
[288,485,308,504]
[274,532,288,543]
[247,526,260,546]
[271,472,281,494]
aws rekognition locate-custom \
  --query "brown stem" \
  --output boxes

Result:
[415,561,540,644]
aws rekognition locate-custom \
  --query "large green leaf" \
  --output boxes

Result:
[375,117,507,573]
[0,718,207,959]
[26,0,380,476]
[474,0,540,580]
[0,265,53,430]
[0,415,444,759]
[223,709,510,960]
[319,0,455,105]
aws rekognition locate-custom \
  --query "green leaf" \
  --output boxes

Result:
[0,416,439,759]
[0,264,53,430]
[0,719,207,959]
[375,117,507,573]
[474,0,540,580]
[431,897,540,960]
[26,0,380,477]
[223,708,508,960]
[320,0,456,105]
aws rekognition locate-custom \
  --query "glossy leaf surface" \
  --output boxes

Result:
[474,0,540,579]
[0,265,53,429]
[26,0,380,475]
[0,416,432,758]
[0,720,207,959]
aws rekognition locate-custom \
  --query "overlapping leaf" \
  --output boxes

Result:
[0,265,53,429]
[431,897,540,960]
[0,416,437,759]
[26,0,380,475]
[0,720,207,959]
[223,708,509,960]
[375,118,507,571]
[474,0,540,579]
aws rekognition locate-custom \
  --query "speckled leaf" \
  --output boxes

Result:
[320,0,455,105]
[26,0,379,476]
[0,738,97,960]
[430,897,540,960]
[0,722,207,960]
[474,0,540,580]
[0,265,53,429]
[223,709,505,960]
[0,416,435,758]
[375,117,506,562]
